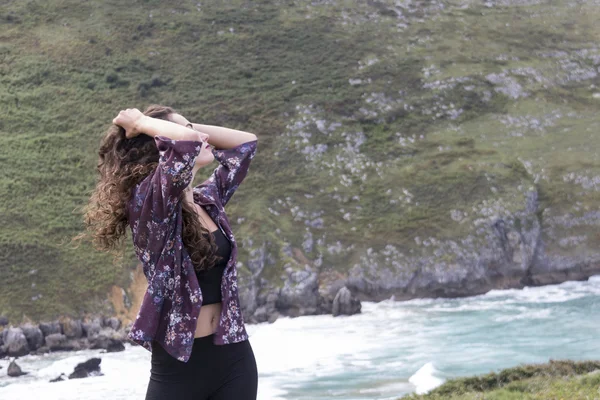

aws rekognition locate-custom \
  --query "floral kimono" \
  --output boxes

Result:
[126,134,257,362]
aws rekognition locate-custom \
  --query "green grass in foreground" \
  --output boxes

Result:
[401,360,600,400]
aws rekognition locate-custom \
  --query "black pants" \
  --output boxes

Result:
[145,334,258,400]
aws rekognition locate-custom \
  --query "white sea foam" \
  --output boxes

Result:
[483,277,600,303]
[494,308,553,322]
[409,362,445,394]
[0,345,150,399]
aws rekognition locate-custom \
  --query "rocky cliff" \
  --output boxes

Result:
[0,0,598,325]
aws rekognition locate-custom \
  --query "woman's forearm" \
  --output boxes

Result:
[190,123,257,150]
[137,116,200,141]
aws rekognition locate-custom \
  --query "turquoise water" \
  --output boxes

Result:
[1,276,599,399]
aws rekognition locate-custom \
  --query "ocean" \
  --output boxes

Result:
[1,275,599,399]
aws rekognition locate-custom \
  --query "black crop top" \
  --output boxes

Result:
[196,228,231,305]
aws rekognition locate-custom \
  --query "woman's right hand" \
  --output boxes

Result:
[112,108,146,139]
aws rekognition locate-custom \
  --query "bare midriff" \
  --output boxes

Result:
[194,303,222,338]
[189,201,224,339]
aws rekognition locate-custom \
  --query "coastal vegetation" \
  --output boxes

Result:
[401,360,600,400]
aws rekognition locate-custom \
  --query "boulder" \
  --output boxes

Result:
[106,340,125,353]
[39,321,61,337]
[332,286,362,317]
[268,312,280,324]
[316,277,350,314]
[104,317,121,331]
[0,316,8,326]
[45,333,76,351]
[90,334,125,353]
[49,373,67,382]
[276,265,320,317]
[3,328,30,357]
[60,318,83,339]
[250,289,279,323]
[7,360,28,377]
[32,345,50,355]
[81,321,101,338]
[68,357,102,379]
[21,324,44,351]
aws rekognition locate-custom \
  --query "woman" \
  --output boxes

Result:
[81,104,259,399]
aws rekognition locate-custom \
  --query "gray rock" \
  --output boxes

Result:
[68,357,103,379]
[89,335,125,353]
[106,340,125,353]
[266,292,279,303]
[32,345,50,355]
[267,312,280,324]
[50,373,67,382]
[239,282,259,321]
[105,317,121,331]
[332,286,361,317]
[21,324,44,351]
[60,319,83,339]
[0,316,8,326]
[81,321,102,338]
[248,286,280,323]
[45,333,75,351]
[101,327,126,340]
[39,321,61,337]
[276,265,319,316]
[7,360,28,377]
[3,328,30,357]
[317,278,349,314]
[252,306,271,323]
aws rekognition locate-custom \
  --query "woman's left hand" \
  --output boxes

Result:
[112,108,146,139]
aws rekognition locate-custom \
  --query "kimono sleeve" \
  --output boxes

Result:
[147,135,204,222]
[206,139,257,207]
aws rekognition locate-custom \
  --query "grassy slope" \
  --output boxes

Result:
[0,0,599,321]
[401,360,600,400]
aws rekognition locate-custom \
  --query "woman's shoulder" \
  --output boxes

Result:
[192,182,222,206]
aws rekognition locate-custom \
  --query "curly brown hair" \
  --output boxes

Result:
[70,104,221,273]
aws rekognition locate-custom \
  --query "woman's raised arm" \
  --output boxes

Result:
[137,115,201,142]
[190,123,257,150]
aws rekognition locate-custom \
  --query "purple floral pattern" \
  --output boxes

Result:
[126,135,258,362]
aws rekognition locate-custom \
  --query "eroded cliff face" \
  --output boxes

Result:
[227,0,600,322]
[234,187,600,323]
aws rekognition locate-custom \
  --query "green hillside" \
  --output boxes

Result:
[1,0,599,321]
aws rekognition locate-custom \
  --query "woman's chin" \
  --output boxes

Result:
[196,157,214,168]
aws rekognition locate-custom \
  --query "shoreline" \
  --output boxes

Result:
[0,316,128,361]
[3,273,600,361]
[1,281,598,399]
